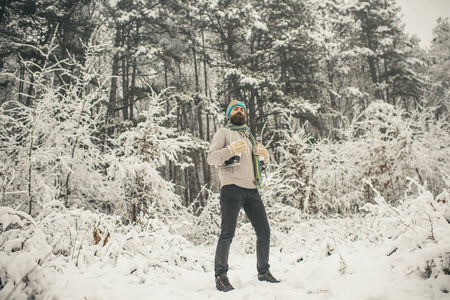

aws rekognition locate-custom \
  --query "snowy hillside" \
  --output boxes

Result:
[1,187,449,299]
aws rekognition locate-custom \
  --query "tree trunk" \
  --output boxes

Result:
[130,56,137,120]
[193,45,199,92]
[108,26,121,118]
[121,48,129,120]
[202,30,208,98]
[362,13,383,101]
[18,63,24,104]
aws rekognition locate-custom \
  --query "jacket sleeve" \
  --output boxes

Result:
[207,129,233,166]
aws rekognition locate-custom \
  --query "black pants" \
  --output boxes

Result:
[214,184,271,277]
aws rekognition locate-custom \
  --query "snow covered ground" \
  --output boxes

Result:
[1,188,449,299]
[47,244,449,300]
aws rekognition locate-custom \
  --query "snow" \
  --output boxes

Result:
[254,21,268,32]
[345,87,364,97]
[240,76,260,87]
[1,188,449,299]
[379,38,394,47]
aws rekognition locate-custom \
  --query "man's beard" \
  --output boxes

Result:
[230,114,245,125]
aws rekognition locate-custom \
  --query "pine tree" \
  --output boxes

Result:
[428,17,450,119]
[350,0,423,105]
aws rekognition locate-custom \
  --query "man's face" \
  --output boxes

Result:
[229,106,245,125]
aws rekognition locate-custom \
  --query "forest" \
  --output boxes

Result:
[0,0,449,299]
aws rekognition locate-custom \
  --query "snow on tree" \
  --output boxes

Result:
[105,89,198,222]
[427,17,450,120]
[267,100,450,214]
[0,39,110,215]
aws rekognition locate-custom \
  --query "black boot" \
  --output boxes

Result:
[258,270,280,283]
[215,274,234,292]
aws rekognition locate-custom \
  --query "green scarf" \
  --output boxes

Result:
[226,122,262,187]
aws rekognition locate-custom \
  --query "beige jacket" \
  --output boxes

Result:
[207,127,257,189]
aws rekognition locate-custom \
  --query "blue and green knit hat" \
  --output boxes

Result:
[226,100,246,120]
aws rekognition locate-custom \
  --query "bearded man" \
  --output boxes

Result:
[207,100,280,292]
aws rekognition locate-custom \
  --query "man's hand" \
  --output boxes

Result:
[253,143,269,163]
[228,140,247,155]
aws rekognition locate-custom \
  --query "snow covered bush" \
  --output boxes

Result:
[0,41,195,222]
[361,181,450,282]
[261,113,315,210]
[256,184,450,296]
[105,90,196,222]
[0,201,211,299]
[181,187,221,245]
[267,112,362,214]
[0,40,111,215]
[270,102,450,214]
[348,101,450,201]
[0,207,56,299]
[46,199,209,271]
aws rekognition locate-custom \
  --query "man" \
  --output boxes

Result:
[207,100,280,292]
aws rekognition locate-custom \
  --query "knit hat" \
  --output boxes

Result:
[226,100,246,120]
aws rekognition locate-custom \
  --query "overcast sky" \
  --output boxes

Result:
[395,0,450,48]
